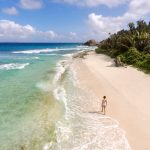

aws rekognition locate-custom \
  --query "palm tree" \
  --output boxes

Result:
[128,22,135,33]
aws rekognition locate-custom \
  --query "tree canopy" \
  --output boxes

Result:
[96,20,150,73]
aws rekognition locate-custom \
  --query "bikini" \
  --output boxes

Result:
[102,100,107,107]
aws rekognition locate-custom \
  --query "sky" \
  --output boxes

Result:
[0,0,150,42]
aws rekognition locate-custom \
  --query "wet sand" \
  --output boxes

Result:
[71,51,150,150]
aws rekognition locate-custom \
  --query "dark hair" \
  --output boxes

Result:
[103,96,106,99]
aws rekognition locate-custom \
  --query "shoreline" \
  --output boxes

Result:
[71,51,150,150]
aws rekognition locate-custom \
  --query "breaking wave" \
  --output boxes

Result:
[12,48,59,54]
[12,46,96,54]
[0,63,29,70]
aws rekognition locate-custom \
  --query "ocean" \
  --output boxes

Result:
[0,43,130,150]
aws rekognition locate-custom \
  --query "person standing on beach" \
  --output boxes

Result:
[101,96,107,115]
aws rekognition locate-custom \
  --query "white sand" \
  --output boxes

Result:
[71,52,150,150]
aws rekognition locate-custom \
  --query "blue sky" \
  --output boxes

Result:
[0,0,150,42]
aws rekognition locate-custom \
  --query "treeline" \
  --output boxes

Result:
[96,20,150,73]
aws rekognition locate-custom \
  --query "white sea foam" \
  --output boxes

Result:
[0,63,29,70]
[55,114,131,150]
[12,46,96,54]
[43,142,55,150]
[12,48,59,54]
[53,86,68,117]
[43,54,57,56]
[36,81,52,92]
[54,86,131,150]
[22,56,40,60]
[53,59,70,84]
[77,45,89,48]
[32,56,39,59]
[42,54,131,150]
[62,54,73,58]
[77,45,97,51]
[49,58,131,150]
[52,59,71,119]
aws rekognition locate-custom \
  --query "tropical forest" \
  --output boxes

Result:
[96,20,150,73]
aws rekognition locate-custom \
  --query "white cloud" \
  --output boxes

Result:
[44,30,58,39]
[0,20,58,42]
[127,0,150,17]
[53,0,128,7]
[20,0,43,9]
[2,7,18,15]
[69,32,77,37]
[88,0,150,40]
[88,13,124,38]
[0,20,80,42]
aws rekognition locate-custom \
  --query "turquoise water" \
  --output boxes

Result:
[0,43,86,149]
[0,43,131,150]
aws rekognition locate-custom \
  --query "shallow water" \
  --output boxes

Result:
[0,43,130,150]
[0,43,89,149]
[49,61,131,150]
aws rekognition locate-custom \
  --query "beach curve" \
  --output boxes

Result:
[71,51,150,150]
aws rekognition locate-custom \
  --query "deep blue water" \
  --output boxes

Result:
[0,43,82,52]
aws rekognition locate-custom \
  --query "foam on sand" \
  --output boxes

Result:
[45,55,131,150]
[71,51,150,149]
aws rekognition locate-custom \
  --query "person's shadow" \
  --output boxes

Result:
[87,111,104,115]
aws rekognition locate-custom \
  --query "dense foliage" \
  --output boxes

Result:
[96,20,150,72]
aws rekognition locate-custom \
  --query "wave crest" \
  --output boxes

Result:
[12,46,97,54]
[0,63,29,70]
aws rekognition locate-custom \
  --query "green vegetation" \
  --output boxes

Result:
[96,20,150,73]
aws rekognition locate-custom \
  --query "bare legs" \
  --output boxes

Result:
[101,106,106,115]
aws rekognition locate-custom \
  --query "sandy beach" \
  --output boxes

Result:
[71,51,150,150]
